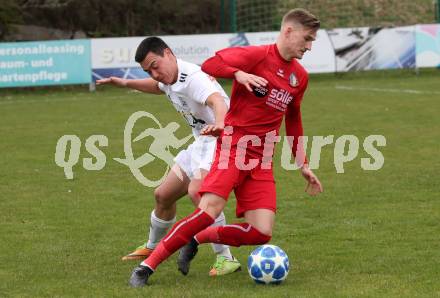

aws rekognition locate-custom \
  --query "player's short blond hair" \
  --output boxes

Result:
[281,8,320,30]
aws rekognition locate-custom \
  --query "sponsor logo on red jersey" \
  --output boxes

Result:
[253,86,268,97]
[269,88,293,104]
[265,88,293,112]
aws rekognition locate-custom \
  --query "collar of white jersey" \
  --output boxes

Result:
[176,58,184,71]
[174,58,191,85]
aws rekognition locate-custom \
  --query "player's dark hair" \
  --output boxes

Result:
[135,37,173,63]
[282,8,320,30]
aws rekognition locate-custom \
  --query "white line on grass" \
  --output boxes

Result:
[0,94,134,105]
[334,85,440,95]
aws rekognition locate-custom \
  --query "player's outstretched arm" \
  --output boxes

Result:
[234,70,268,92]
[202,55,267,92]
[96,76,127,87]
[96,77,163,94]
[201,46,267,81]
[200,92,227,137]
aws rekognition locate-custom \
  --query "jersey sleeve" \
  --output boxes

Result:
[185,71,221,105]
[285,79,309,165]
[285,105,308,165]
[201,46,268,78]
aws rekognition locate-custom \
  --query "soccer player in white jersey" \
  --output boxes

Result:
[97,37,240,276]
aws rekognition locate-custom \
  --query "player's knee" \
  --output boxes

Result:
[154,188,173,208]
[199,194,224,219]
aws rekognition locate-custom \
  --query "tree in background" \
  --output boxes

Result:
[0,0,22,39]
[2,0,438,41]
[3,0,220,41]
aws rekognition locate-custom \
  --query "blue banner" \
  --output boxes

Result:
[0,39,91,88]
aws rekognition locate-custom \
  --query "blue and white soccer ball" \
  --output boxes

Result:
[247,244,289,284]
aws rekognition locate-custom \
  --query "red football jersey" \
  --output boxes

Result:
[202,44,308,161]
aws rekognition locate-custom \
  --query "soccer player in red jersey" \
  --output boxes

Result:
[129,8,323,287]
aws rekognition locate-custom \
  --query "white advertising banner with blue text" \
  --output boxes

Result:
[0,39,91,88]
[90,29,335,81]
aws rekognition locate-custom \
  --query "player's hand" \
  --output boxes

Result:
[200,123,224,137]
[96,76,127,87]
[234,70,268,92]
[300,164,323,196]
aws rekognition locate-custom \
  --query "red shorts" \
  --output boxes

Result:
[199,133,276,218]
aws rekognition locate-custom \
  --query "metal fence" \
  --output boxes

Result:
[221,0,440,32]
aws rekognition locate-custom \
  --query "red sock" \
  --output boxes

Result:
[194,223,271,247]
[141,241,169,270]
[142,208,214,270]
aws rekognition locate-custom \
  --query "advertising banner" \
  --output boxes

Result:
[91,34,230,69]
[0,39,91,88]
[91,29,335,81]
[2,24,438,89]
[328,26,416,72]
[416,24,440,68]
[91,34,231,81]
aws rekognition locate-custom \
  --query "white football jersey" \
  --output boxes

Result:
[158,59,230,136]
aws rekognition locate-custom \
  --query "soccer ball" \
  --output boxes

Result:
[247,244,289,284]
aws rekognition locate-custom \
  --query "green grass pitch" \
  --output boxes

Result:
[1,69,439,297]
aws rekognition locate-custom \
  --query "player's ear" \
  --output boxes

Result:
[283,25,293,38]
[164,48,173,58]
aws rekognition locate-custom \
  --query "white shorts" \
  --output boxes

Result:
[174,135,216,179]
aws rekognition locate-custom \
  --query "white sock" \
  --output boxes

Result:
[210,212,233,260]
[146,210,176,250]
